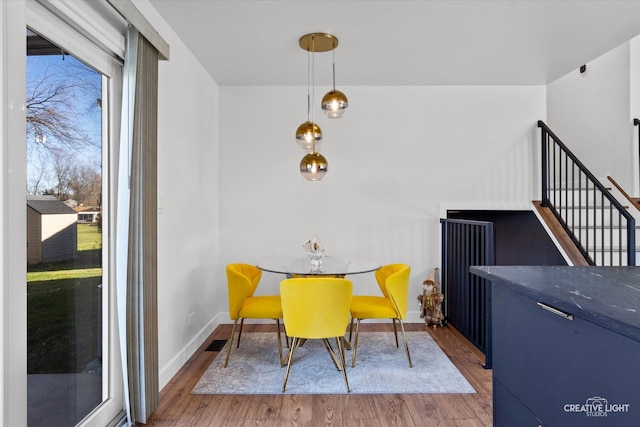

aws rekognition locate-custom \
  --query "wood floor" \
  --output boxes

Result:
[144,323,493,426]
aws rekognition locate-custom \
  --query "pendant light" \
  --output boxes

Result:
[321,48,348,119]
[300,149,328,181]
[296,33,344,181]
[295,121,322,151]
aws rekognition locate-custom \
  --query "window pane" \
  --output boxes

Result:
[26,29,105,427]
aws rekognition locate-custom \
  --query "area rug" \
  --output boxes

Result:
[191,332,476,395]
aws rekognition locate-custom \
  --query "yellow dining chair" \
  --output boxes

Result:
[224,263,285,367]
[280,277,353,393]
[349,263,413,368]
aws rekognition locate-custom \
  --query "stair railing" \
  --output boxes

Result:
[538,120,636,266]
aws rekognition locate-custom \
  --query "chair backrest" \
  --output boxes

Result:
[280,278,352,339]
[375,263,408,298]
[226,263,262,320]
[384,264,411,319]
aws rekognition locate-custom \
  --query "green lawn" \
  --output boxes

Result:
[77,222,102,251]
[27,222,103,374]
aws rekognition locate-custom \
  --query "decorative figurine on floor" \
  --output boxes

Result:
[418,267,445,327]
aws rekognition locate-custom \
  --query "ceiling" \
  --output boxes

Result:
[146,0,640,86]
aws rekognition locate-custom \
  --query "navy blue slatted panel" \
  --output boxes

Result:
[441,218,494,368]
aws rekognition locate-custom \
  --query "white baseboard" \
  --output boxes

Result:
[158,312,226,388]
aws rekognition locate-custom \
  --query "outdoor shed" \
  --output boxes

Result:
[27,195,78,265]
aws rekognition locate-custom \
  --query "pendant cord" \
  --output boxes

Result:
[311,36,316,125]
[307,49,311,122]
[332,49,336,91]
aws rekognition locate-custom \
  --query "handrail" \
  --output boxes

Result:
[607,175,633,208]
[538,120,636,266]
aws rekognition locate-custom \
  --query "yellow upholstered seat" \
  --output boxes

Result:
[280,277,353,392]
[224,263,285,367]
[349,263,413,368]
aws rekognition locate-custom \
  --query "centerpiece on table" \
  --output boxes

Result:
[303,237,325,273]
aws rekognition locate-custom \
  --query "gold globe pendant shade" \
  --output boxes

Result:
[295,120,322,150]
[321,90,349,119]
[300,151,328,181]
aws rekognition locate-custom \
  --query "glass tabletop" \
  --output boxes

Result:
[256,256,380,276]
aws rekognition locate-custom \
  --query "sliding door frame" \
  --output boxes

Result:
[3,1,127,424]
[2,1,28,425]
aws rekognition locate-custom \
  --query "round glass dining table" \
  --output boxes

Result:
[256,256,380,277]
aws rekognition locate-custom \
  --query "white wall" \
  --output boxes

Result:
[133,1,221,388]
[547,39,637,193]
[219,85,545,299]
[632,36,640,196]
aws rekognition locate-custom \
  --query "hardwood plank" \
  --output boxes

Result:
[142,323,492,426]
[343,419,384,427]
[371,394,419,427]
[408,394,445,426]
[342,394,379,420]
[245,395,283,425]
[312,394,346,426]
[281,395,314,426]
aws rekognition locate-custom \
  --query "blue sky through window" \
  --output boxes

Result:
[26,52,102,200]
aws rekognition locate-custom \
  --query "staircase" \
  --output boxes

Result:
[537,121,637,266]
[605,175,640,263]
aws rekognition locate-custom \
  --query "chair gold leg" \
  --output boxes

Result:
[398,320,413,367]
[323,339,341,370]
[283,324,290,348]
[343,339,351,351]
[282,337,299,392]
[237,318,245,348]
[351,319,361,368]
[343,318,353,350]
[336,336,351,392]
[281,335,300,366]
[223,320,239,367]
[348,317,354,343]
[392,318,399,347]
[275,319,284,367]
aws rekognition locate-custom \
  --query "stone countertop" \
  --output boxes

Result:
[470,266,640,343]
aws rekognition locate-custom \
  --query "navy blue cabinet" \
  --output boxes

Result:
[493,379,543,426]
[471,266,640,427]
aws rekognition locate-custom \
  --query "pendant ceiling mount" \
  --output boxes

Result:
[299,33,338,53]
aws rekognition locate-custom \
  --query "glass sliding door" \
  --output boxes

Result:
[24,1,125,425]
[26,30,105,426]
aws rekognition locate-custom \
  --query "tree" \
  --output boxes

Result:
[68,162,102,206]
[50,149,74,200]
[27,148,51,195]
[42,149,102,206]
[26,65,95,154]
[26,55,102,199]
